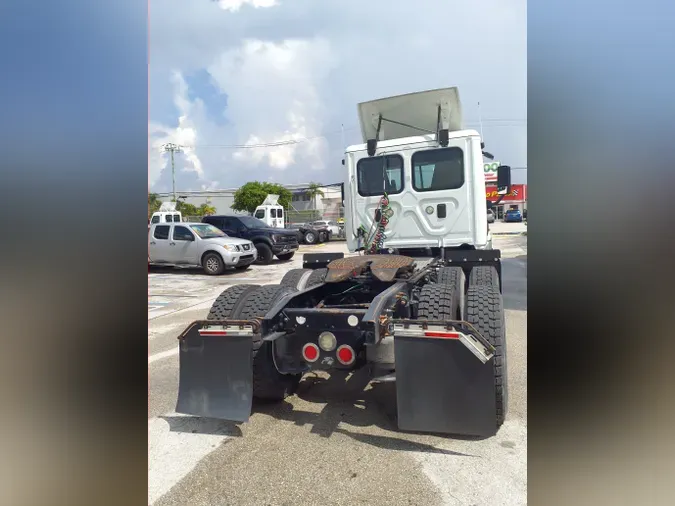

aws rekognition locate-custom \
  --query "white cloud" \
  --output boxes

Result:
[149,0,527,192]
[208,38,336,172]
[148,71,207,190]
[217,0,278,12]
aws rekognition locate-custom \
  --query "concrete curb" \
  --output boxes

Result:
[492,232,527,236]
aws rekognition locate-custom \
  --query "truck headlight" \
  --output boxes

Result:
[222,244,233,251]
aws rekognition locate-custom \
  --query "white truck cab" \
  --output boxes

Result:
[344,87,510,254]
[253,194,285,228]
[149,201,182,225]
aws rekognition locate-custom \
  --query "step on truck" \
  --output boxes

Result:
[175,87,513,437]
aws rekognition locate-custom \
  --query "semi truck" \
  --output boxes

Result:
[174,87,512,437]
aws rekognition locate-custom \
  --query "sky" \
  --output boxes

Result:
[149,0,527,193]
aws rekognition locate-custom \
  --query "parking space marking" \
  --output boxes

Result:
[148,414,234,505]
[149,347,179,364]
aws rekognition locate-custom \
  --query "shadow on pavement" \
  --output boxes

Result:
[161,415,243,438]
[148,265,254,276]
[147,258,293,276]
[253,369,481,454]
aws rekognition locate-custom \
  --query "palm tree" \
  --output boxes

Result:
[199,203,216,216]
[305,182,325,211]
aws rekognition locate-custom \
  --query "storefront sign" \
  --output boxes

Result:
[486,184,526,202]
[484,162,500,182]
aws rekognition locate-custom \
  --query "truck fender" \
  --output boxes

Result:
[200,249,226,266]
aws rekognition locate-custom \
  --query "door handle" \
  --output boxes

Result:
[170,242,176,246]
[437,204,447,218]
[150,241,156,245]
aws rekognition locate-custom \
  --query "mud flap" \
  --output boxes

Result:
[175,323,253,422]
[394,331,497,437]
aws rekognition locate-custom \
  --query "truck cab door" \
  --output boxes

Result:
[222,217,245,238]
[149,225,172,263]
[170,225,198,264]
[254,208,268,227]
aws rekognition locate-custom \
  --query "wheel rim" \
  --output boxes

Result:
[306,233,315,242]
[206,257,219,272]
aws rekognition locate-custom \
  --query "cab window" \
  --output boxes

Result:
[357,155,404,197]
[412,147,464,192]
[153,225,170,240]
[173,226,194,241]
[254,209,265,219]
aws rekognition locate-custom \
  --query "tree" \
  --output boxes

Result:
[199,203,216,216]
[148,193,162,219]
[305,182,325,209]
[231,181,293,214]
[175,200,200,217]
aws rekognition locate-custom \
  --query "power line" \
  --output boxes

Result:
[157,120,526,151]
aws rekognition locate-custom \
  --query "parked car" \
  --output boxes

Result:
[148,222,257,275]
[487,209,495,223]
[311,219,339,237]
[287,223,330,244]
[202,215,299,265]
[504,209,523,222]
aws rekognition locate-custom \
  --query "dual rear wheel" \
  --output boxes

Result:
[420,265,508,427]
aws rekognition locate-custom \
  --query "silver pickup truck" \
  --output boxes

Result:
[148,222,257,275]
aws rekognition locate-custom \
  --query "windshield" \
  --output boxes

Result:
[189,223,227,239]
[238,216,269,229]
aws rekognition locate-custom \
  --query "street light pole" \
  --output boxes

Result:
[162,143,183,201]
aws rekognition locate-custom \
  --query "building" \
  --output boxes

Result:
[486,183,527,219]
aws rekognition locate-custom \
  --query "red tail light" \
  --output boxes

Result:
[302,343,319,363]
[336,345,355,365]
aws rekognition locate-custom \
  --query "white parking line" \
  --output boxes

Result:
[149,347,178,364]
[148,413,234,505]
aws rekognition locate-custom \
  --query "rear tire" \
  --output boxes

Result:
[235,284,302,401]
[202,252,225,275]
[469,266,500,290]
[417,283,460,320]
[254,243,274,265]
[276,252,295,261]
[306,268,327,288]
[280,268,310,290]
[207,284,260,320]
[436,266,466,319]
[466,285,508,428]
[304,231,317,244]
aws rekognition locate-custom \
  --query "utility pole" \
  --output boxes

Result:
[163,143,183,201]
[477,102,484,141]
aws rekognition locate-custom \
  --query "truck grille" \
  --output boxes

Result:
[278,235,298,245]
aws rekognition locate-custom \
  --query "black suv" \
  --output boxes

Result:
[202,215,299,265]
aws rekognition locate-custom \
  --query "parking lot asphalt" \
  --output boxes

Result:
[148,236,527,506]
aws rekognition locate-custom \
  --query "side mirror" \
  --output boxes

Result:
[497,165,512,195]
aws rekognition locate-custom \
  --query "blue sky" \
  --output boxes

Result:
[149,0,527,192]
